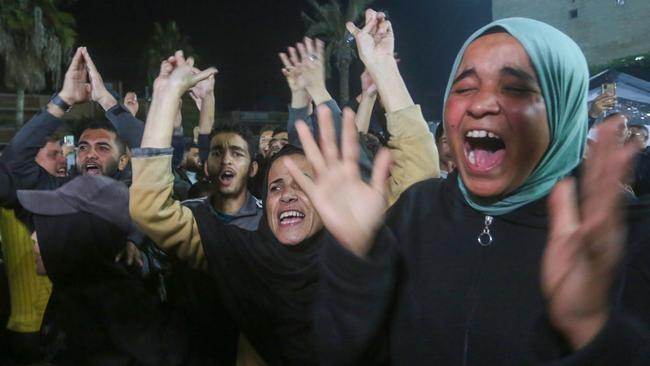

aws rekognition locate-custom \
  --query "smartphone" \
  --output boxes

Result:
[602,82,616,97]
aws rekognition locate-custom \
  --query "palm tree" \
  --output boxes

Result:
[302,0,375,103]
[144,21,196,87]
[0,0,76,128]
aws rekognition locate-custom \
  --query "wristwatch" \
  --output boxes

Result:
[49,94,72,112]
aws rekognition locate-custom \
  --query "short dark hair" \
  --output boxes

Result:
[272,126,288,137]
[82,121,126,156]
[184,142,199,153]
[188,179,213,199]
[49,127,69,143]
[209,122,256,157]
[260,124,275,134]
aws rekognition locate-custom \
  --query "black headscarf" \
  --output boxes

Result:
[190,144,325,365]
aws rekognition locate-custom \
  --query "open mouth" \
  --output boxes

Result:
[463,129,506,172]
[279,210,305,225]
[56,166,67,176]
[84,162,101,175]
[218,169,235,186]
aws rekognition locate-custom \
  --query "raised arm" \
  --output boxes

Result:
[189,70,216,163]
[129,51,217,271]
[348,11,438,206]
[354,70,378,134]
[83,48,145,148]
[347,11,413,113]
[279,43,314,145]
[4,47,90,189]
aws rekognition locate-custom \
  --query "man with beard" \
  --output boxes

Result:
[3,47,141,191]
[258,124,275,159]
[0,47,149,362]
[184,123,262,229]
[178,123,263,364]
[178,142,202,185]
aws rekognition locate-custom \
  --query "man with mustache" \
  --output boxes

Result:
[183,123,262,230]
[3,47,142,190]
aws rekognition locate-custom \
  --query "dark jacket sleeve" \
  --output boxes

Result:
[528,314,650,366]
[3,109,66,190]
[316,228,399,366]
[0,160,16,208]
[171,129,185,169]
[105,104,144,148]
[287,99,342,145]
[288,105,313,147]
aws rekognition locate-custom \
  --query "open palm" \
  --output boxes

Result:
[543,121,639,349]
[286,106,391,257]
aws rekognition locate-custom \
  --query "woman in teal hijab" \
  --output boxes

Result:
[446,18,589,215]
[288,10,650,365]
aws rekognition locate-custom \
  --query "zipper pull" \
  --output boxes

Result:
[478,215,493,246]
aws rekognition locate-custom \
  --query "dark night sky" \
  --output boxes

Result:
[61,0,491,120]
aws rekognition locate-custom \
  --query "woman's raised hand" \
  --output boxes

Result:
[544,121,639,349]
[285,106,392,257]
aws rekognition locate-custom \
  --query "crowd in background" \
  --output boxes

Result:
[0,8,649,366]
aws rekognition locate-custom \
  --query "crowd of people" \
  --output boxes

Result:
[0,8,649,366]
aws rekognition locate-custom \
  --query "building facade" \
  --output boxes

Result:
[492,0,650,66]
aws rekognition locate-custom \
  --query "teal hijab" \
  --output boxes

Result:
[443,18,589,216]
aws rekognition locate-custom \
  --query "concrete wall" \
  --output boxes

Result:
[492,0,650,66]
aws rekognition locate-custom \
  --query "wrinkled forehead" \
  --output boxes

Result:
[267,154,312,183]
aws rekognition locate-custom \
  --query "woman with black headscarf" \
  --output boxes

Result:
[130,51,330,365]
[288,10,650,365]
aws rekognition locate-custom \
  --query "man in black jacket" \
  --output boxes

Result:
[18,175,193,366]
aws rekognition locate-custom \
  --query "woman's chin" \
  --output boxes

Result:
[460,170,511,199]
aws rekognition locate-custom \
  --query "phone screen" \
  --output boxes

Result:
[602,82,616,96]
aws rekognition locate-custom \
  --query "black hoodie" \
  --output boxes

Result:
[316,173,650,365]
[35,212,191,366]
